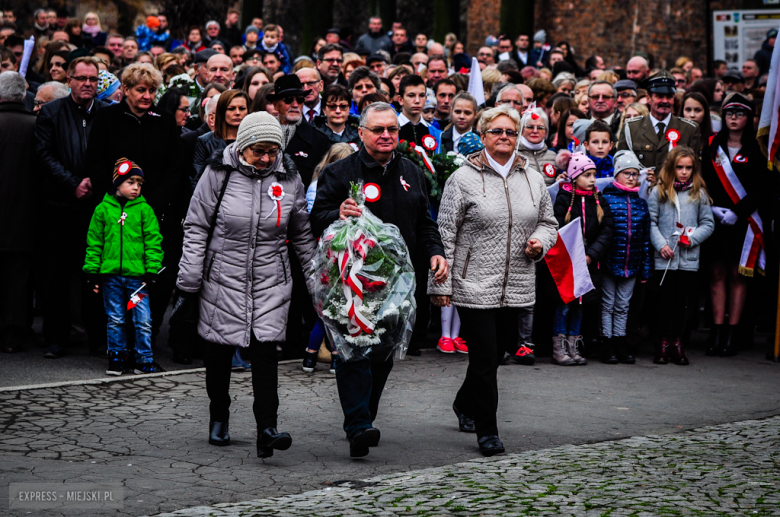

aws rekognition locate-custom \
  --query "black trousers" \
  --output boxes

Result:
[454,306,520,439]
[334,355,394,438]
[205,335,280,431]
[42,207,106,349]
[0,251,32,345]
[656,270,699,338]
[150,206,184,338]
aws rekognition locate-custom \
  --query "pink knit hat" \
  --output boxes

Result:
[555,150,595,180]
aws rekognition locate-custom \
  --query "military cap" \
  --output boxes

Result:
[646,71,676,95]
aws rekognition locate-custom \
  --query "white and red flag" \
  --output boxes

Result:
[126,283,147,311]
[758,23,780,170]
[544,218,595,304]
[127,292,147,311]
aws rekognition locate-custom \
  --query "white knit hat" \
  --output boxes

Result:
[613,150,642,177]
[235,112,283,152]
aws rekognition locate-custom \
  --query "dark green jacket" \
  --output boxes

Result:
[83,194,163,276]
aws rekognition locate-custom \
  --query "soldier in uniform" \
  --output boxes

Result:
[616,71,700,181]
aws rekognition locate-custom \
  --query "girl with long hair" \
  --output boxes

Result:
[648,146,715,365]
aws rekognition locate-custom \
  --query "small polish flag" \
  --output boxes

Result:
[127,292,147,311]
[544,218,595,304]
[676,221,695,246]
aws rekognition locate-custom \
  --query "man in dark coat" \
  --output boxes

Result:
[34,57,107,358]
[311,102,448,457]
[754,28,776,77]
[271,74,333,186]
[0,73,37,353]
[353,16,392,56]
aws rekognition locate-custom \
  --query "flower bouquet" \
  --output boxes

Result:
[396,138,465,200]
[155,73,201,105]
[311,182,417,361]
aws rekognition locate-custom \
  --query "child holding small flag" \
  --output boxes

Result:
[551,151,614,366]
[83,158,164,376]
[647,146,714,366]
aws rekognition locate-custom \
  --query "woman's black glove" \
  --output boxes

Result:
[171,287,199,325]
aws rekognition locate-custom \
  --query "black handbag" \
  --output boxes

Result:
[170,168,233,326]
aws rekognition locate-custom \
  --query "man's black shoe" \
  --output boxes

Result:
[349,427,381,458]
[257,427,292,458]
[478,435,505,457]
[452,402,475,433]
[208,421,230,446]
[43,344,64,359]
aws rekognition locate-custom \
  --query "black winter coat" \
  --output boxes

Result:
[701,132,774,255]
[312,115,360,145]
[86,100,187,216]
[181,123,210,191]
[35,96,108,207]
[192,131,229,188]
[284,120,333,187]
[311,148,444,265]
[553,184,614,263]
[0,103,37,250]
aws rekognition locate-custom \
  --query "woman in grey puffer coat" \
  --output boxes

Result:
[429,105,558,457]
[177,112,316,459]
[515,105,560,186]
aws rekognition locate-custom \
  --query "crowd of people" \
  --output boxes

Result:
[0,8,776,457]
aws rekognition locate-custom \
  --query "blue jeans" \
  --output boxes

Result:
[553,300,583,336]
[103,275,153,363]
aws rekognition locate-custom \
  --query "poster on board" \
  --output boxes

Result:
[713,9,780,70]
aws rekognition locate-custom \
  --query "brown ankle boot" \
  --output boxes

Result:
[654,337,670,364]
[671,338,689,365]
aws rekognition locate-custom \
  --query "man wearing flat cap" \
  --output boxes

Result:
[614,79,638,115]
[617,70,700,174]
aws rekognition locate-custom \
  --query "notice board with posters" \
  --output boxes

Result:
[713,10,780,70]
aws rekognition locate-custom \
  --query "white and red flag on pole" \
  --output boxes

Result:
[757,23,780,170]
[127,284,147,311]
[544,218,595,304]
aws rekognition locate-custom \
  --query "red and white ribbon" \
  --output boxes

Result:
[118,212,127,226]
[400,176,411,191]
[337,229,377,337]
[266,182,285,227]
[666,128,680,151]
[414,145,435,174]
[712,146,766,276]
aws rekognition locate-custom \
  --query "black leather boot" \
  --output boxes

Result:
[257,427,292,458]
[209,421,230,446]
[601,337,618,364]
[706,324,725,356]
[615,336,635,364]
[720,325,739,356]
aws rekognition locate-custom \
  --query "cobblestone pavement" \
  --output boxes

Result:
[151,416,780,516]
[1,348,779,516]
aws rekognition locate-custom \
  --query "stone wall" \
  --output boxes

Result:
[462,0,753,72]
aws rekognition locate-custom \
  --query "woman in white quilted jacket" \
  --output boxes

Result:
[429,104,558,457]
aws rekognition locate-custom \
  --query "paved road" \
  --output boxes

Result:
[1,344,780,516]
[149,416,780,516]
